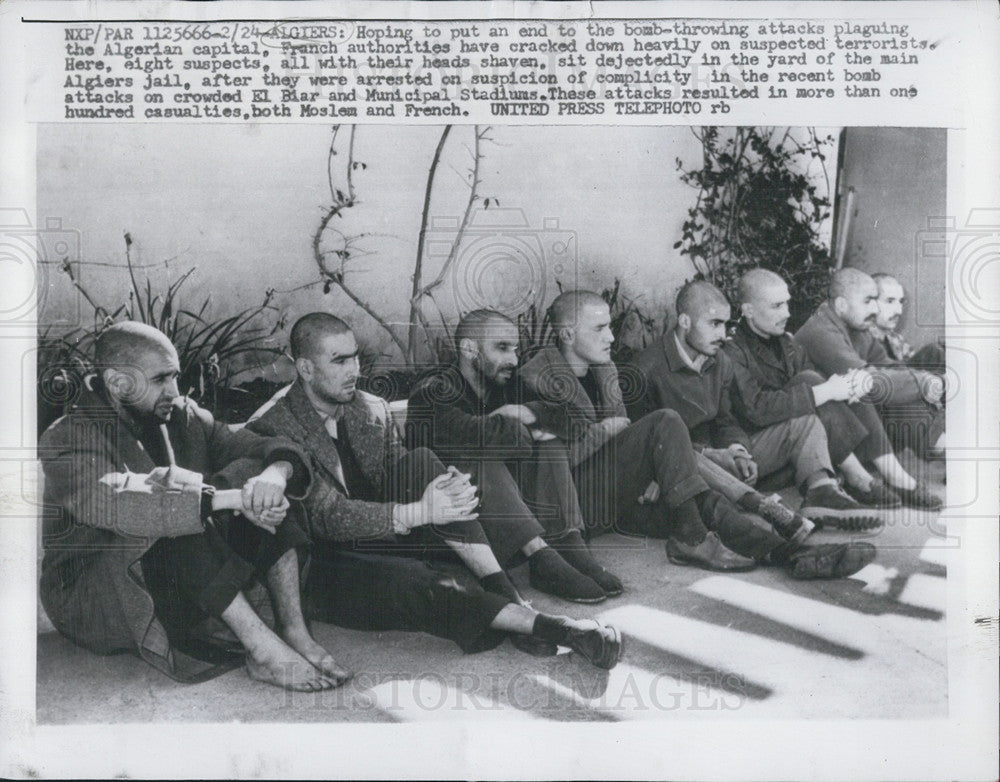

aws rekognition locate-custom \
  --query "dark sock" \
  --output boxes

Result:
[529,547,606,601]
[674,496,710,546]
[531,613,571,645]
[480,571,522,604]
[552,532,623,594]
[528,546,572,575]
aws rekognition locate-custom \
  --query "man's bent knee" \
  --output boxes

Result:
[646,408,687,433]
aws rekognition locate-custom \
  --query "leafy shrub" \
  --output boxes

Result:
[674,127,836,331]
[38,233,282,431]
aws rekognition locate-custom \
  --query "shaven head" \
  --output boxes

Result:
[290,312,352,361]
[871,272,897,288]
[454,309,515,349]
[829,267,876,303]
[455,309,520,387]
[737,268,786,306]
[548,289,614,366]
[675,279,730,320]
[94,321,177,370]
[737,269,792,338]
[674,280,732,357]
[829,267,880,331]
[94,322,181,422]
[290,312,359,409]
[548,290,608,335]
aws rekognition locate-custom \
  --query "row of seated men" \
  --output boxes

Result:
[38,265,944,692]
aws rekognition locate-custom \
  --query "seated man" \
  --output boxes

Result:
[39,322,346,692]
[249,313,622,668]
[871,273,946,374]
[520,290,875,580]
[726,268,903,510]
[795,268,944,497]
[629,280,878,531]
[406,308,623,601]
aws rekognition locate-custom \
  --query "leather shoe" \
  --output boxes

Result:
[564,620,624,670]
[895,481,943,511]
[845,477,902,509]
[666,532,757,572]
[510,633,558,657]
[786,542,877,580]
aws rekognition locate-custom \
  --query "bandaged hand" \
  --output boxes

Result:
[145,465,204,492]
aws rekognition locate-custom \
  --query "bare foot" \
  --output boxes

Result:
[245,640,335,692]
[282,627,352,687]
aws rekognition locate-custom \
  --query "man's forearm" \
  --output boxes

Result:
[811,383,833,407]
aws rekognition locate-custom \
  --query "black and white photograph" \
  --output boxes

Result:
[32,121,951,720]
[2,2,997,779]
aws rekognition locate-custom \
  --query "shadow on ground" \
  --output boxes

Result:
[36,456,948,723]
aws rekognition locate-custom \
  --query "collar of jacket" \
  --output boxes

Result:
[816,300,859,342]
[664,331,715,375]
[65,385,165,474]
[521,345,622,421]
[733,320,787,370]
[285,379,390,492]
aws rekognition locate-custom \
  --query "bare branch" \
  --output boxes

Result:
[346,125,357,202]
[809,127,832,203]
[407,125,452,365]
[327,125,341,203]
[337,281,408,358]
[412,299,437,360]
[425,290,453,342]
[419,125,485,299]
[313,204,408,359]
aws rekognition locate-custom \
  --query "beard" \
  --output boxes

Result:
[123,400,172,427]
[311,379,356,406]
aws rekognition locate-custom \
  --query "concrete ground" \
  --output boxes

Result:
[36,455,948,724]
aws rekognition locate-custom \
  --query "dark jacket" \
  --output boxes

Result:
[248,380,407,543]
[405,364,558,462]
[517,346,626,466]
[39,385,310,682]
[627,333,751,451]
[794,301,926,405]
[723,320,818,431]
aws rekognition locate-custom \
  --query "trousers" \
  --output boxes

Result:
[569,410,784,559]
[305,548,508,653]
[785,371,868,465]
[572,409,709,539]
[140,509,308,656]
[347,447,539,567]
[747,413,834,488]
[306,447,511,652]
[505,438,586,541]
[881,343,946,459]
[880,401,945,460]
[696,452,757,504]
